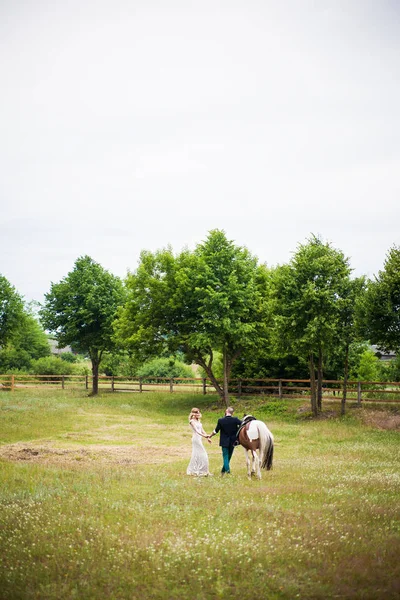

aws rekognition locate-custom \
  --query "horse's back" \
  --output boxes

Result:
[255,420,274,441]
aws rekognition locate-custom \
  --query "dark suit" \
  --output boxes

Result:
[213,415,242,473]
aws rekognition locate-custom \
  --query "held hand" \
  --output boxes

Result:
[207,437,212,444]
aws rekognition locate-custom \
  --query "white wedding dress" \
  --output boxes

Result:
[187,419,210,476]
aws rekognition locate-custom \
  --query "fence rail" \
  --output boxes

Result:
[1,374,400,403]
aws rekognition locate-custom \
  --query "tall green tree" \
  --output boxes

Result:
[0,275,24,348]
[358,245,400,355]
[115,230,268,405]
[0,311,50,372]
[40,256,125,395]
[272,235,352,415]
[231,266,309,382]
[335,276,365,414]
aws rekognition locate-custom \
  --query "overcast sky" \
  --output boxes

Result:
[1,0,399,304]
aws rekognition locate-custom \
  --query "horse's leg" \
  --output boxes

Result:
[251,450,257,476]
[247,450,252,480]
[253,450,261,480]
[243,447,251,479]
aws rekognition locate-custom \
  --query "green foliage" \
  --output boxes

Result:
[60,352,79,363]
[358,245,400,354]
[324,340,368,380]
[115,230,268,404]
[0,348,32,373]
[100,351,140,377]
[272,236,352,356]
[380,356,400,382]
[197,351,223,380]
[232,348,309,380]
[0,275,25,347]
[40,256,125,393]
[0,302,50,372]
[16,313,50,359]
[271,235,353,413]
[260,400,288,417]
[40,256,124,356]
[350,349,380,381]
[101,351,194,379]
[137,357,195,380]
[27,356,89,382]
[29,356,76,376]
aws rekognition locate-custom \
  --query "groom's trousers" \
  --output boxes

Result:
[221,445,234,473]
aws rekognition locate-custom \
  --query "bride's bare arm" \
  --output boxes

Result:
[190,420,209,438]
[201,424,212,442]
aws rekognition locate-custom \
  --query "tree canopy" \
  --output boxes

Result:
[271,235,353,414]
[358,245,400,354]
[40,256,125,394]
[3,233,400,406]
[0,275,25,348]
[115,230,268,405]
[0,311,50,372]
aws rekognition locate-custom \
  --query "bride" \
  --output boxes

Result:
[186,408,212,476]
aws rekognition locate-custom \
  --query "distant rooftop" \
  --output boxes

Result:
[48,338,72,355]
[370,345,396,361]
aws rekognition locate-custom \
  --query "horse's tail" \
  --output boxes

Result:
[258,422,274,471]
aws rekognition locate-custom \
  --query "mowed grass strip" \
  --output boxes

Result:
[0,389,399,600]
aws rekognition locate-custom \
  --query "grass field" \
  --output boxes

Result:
[0,389,399,600]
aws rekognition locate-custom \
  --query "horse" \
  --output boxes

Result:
[237,415,274,480]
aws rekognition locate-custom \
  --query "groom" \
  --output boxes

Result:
[208,407,242,475]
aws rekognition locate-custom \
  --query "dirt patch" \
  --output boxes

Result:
[360,409,400,430]
[0,441,189,467]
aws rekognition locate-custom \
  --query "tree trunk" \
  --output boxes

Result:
[89,349,102,396]
[309,352,317,416]
[317,346,323,412]
[195,353,224,400]
[341,344,349,416]
[91,360,99,395]
[196,347,239,406]
[223,346,230,408]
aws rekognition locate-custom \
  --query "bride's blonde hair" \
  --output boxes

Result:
[189,407,202,421]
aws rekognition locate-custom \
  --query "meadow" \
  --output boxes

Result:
[0,389,399,600]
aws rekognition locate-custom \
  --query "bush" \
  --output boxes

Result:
[0,313,50,373]
[350,349,380,381]
[0,348,31,373]
[100,352,140,377]
[379,356,400,382]
[60,352,79,363]
[137,357,195,382]
[29,356,76,381]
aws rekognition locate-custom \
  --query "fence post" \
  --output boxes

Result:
[202,378,207,395]
[357,381,362,405]
[111,376,115,392]
[170,378,173,393]
[62,375,65,390]
[85,375,88,391]
[139,377,143,393]
[11,374,15,392]
[237,379,242,399]
[278,379,282,399]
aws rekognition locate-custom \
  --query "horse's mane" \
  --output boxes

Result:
[237,414,256,436]
[242,414,256,424]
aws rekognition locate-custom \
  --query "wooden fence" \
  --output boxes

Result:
[1,374,400,403]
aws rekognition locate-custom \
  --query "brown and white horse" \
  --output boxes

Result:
[238,416,274,480]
